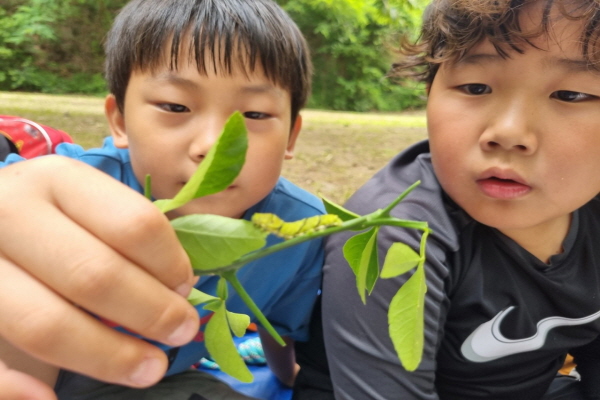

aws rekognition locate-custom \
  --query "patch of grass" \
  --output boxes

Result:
[0,91,428,204]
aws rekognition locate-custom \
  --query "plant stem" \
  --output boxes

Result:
[222,270,286,346]
[381,180,421,216]
[196,214,429,275]
[144,174,152,200]
[195,215,368,275]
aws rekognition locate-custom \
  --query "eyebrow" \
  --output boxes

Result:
[456,53,503,66]
[548,57,599,74]
[458,53,599,75]
[239,83,284,97]
[148,72,284,96]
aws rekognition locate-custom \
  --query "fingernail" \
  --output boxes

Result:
[129,357,164,387]
[175,282,192,297]
[167,316,197,346]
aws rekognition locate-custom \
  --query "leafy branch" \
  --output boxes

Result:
[147,111,430,380]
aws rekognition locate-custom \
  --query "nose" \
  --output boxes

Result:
[188,119,223,162]
[479,101,538,155]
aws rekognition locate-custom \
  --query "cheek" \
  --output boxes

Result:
[238,143,283,180]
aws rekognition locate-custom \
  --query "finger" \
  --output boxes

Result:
[0,157,199,346]
[0,256,169,388]
[0,202,199,347]
[0,359,57,400]
[3,157,195,295]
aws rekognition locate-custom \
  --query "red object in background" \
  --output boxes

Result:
[0,115,73,160]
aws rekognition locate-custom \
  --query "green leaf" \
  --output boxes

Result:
[171,214,267,271]
[343,228,380,303]
[227,311,251,337]
[381,242,421,278]
[388,265,426,372]
[154,112,248,213]
[322,196,360,221]
[204,300,253,382]
[187,288,219,306]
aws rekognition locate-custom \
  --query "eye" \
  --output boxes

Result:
[551,90,596,102]
[458,84,491,95]
[243,111,270,120]
[157,103,190,113]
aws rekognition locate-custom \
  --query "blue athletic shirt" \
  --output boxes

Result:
[2,137,324,376]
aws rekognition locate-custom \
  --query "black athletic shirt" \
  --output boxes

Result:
[322,140,600,400]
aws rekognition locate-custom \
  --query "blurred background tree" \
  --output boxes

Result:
[280,0,426,111]
[0,0,427,111]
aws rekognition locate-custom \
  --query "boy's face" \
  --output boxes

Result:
[426,2,600,249]
[106,53,300,219]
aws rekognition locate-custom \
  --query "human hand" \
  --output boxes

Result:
[0,156,199,388]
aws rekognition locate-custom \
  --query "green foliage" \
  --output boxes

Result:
[381,242,421,278]
[383,237,427,370]
[0,0,125,94]
[343,227,380,303]
[278,0,427,111]
[154,112,248,213]
[204,296,253,382]
[171,215,267,271]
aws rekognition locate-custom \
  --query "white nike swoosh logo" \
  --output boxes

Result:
[461,306,600,362]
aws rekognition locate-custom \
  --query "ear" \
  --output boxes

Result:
[105,94,129,149]
[284,115,302,160]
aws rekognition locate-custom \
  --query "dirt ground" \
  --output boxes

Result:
[285,110,427,204]
[0,92,428,204]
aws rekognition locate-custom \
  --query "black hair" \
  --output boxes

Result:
[104,0,312,122]
[392,0,600,84]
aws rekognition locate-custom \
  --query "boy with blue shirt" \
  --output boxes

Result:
[0,0,323,398]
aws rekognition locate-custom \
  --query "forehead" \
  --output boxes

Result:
[520,1,586,50]
[453,1,589,68]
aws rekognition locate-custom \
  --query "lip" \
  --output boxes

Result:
[476,168,532,199]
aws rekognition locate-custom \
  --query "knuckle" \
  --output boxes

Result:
[119,208,191,285]
[136,297,191,339]
[123,204,168,238]
[5,305,68,354]
[65,255,119,299]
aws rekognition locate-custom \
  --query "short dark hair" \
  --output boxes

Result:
[391,0,600,84]
[104,0,312,123]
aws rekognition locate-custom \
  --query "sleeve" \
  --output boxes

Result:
[259,238,324,341]
[0,153,26,167]
[571,336,600,399]
[321,157,454,400]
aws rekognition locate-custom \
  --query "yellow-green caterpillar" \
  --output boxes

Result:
[252,213,342,239]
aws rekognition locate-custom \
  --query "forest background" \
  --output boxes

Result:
[0,0,428,112]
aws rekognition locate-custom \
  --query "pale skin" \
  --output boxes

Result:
[0,157,199,399]
[427,1,600,263]
[0,51,303,397]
